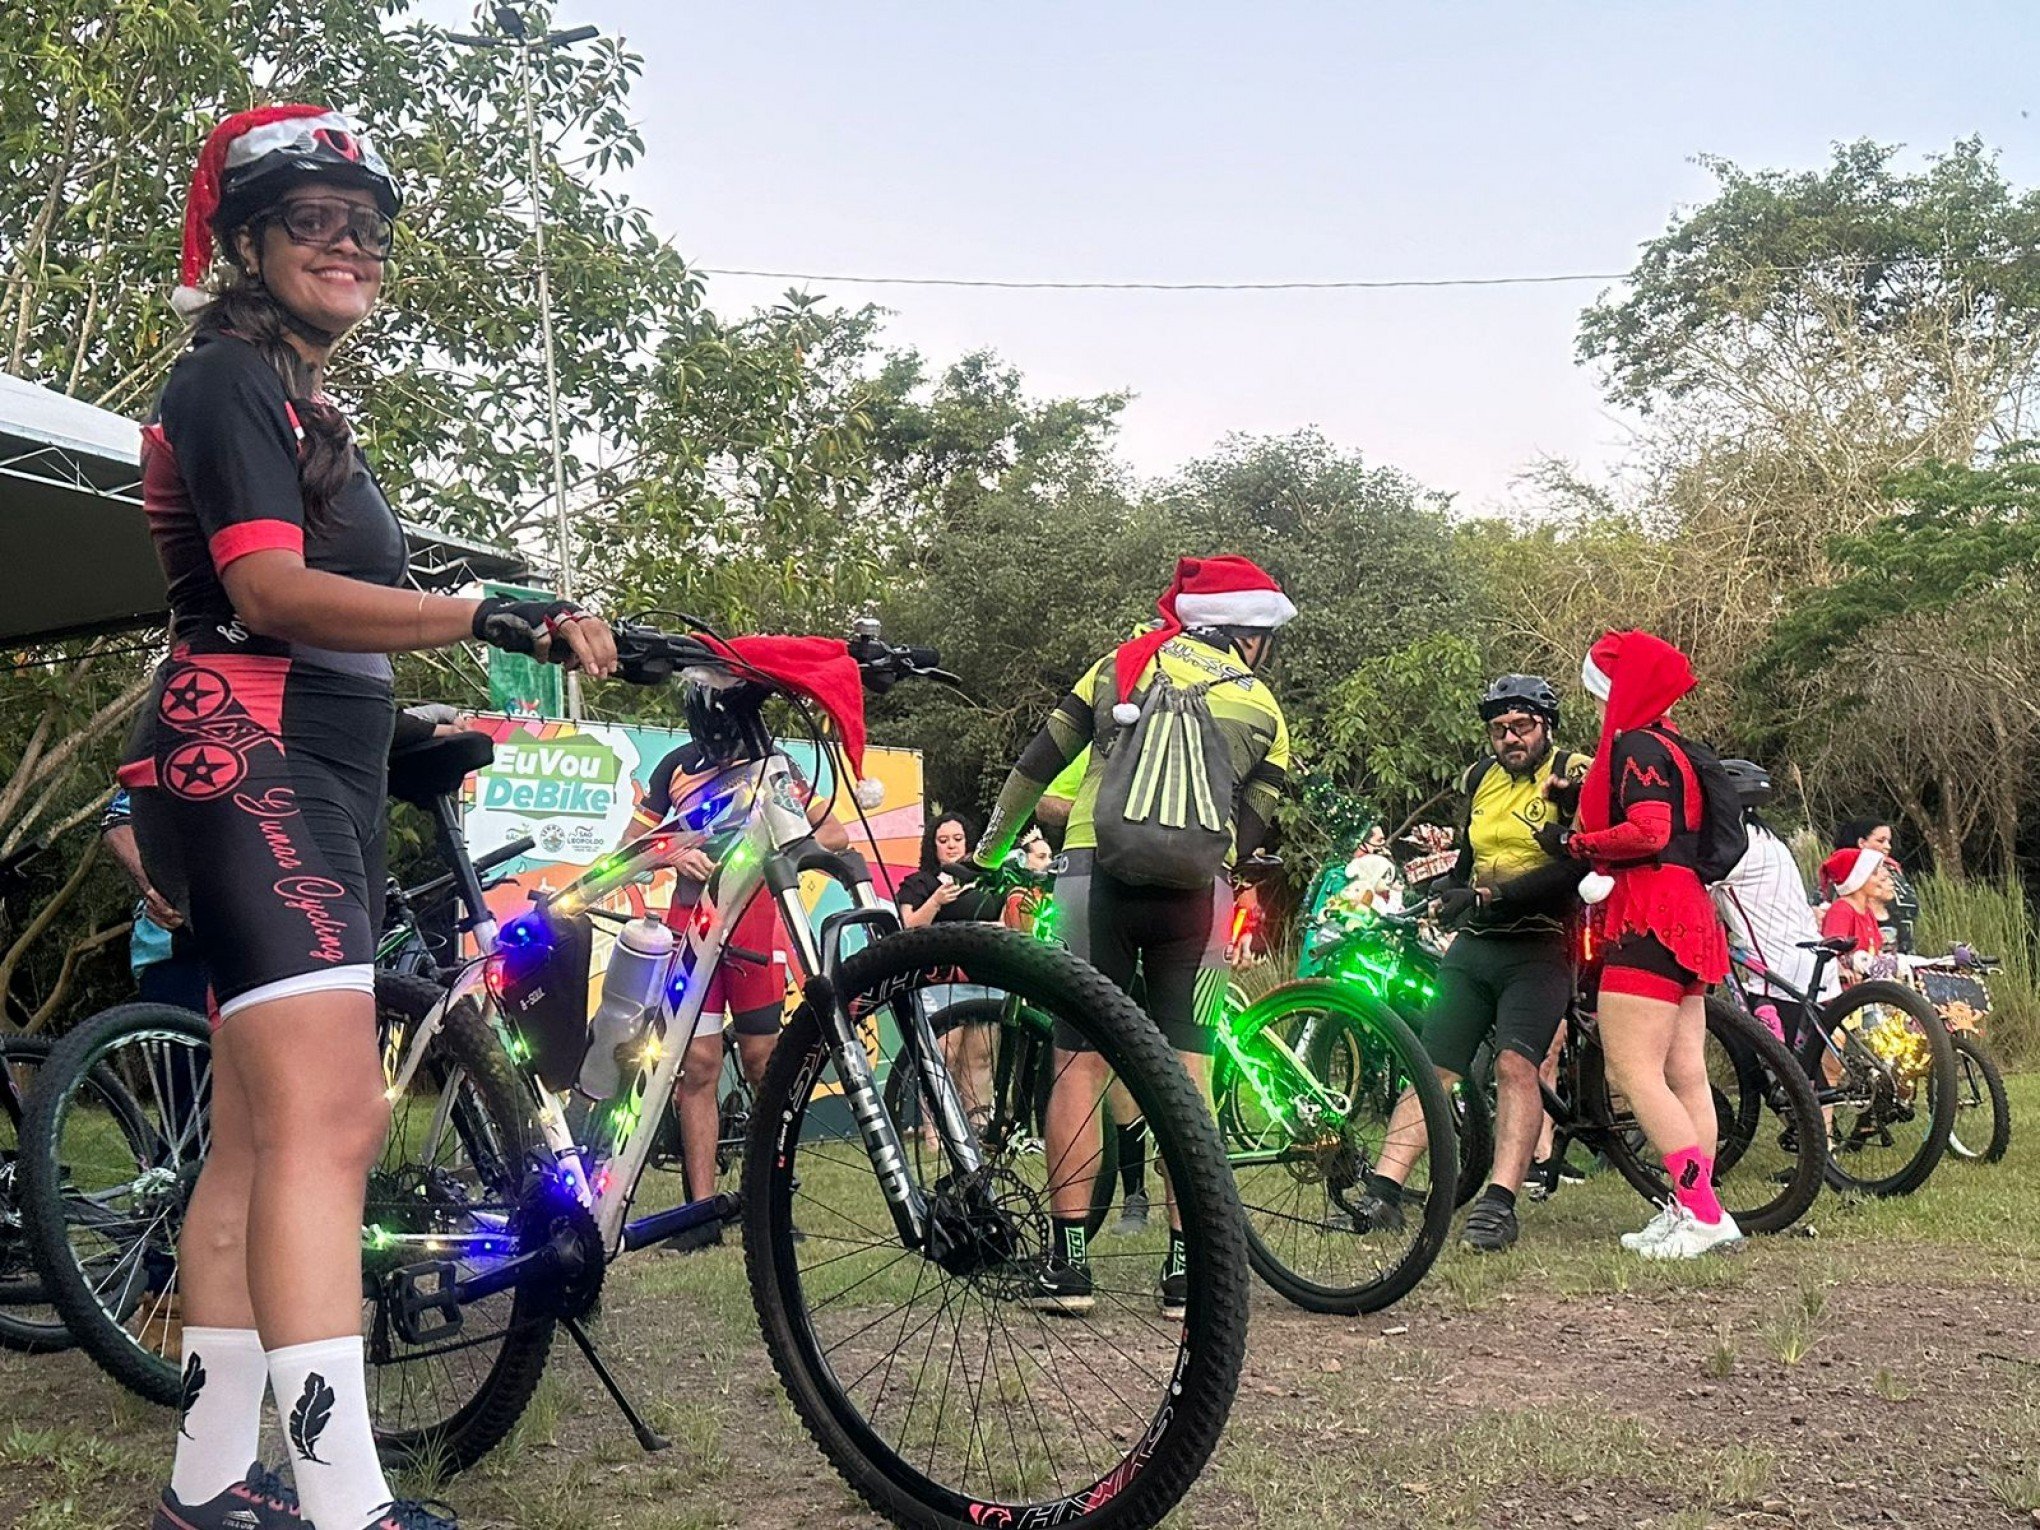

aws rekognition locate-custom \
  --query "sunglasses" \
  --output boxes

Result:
[259,197,396,260]
[1487,716,1543,741]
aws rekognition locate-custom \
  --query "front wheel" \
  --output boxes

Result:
[1946,1031,2011,1164]
[1218,980,1457,1314]
[745,922,1248,1530]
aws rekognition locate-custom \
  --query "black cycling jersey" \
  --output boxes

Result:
[121,335,405,1018]
[141,333,407,678]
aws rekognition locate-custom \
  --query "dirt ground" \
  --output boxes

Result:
[5,1082,2037,1530]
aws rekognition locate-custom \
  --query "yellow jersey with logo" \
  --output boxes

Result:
[1466,749,1589,885]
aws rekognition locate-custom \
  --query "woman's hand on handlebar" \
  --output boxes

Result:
[472,596,618,678]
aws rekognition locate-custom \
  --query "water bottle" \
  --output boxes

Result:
[576,916,675,1100]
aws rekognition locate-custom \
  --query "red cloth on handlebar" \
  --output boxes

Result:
[708,634,867,776]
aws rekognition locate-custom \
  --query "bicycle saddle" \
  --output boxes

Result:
[1796,936,1858,956]
[388,730,495,809]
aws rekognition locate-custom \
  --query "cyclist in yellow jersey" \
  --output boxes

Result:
[1362,675,1590,1253]
[977,555,1295,1316]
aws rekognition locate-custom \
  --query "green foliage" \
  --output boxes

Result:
[1308,631,1487,832]
[1579,138,2040,418]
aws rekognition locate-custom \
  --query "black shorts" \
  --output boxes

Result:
[121,644,394,1024]
[1055,867,1217,1056]
[1600,932,1703,1003]
[1420,930,1571,1078]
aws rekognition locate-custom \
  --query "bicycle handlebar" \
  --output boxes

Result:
[610,622,958,695]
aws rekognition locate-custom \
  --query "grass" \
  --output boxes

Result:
[4,1079,2039,1529]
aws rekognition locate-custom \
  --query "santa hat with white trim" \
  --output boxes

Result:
[1822,847,1885,898]
[174,105,401,319]
[1109,555,1297,725]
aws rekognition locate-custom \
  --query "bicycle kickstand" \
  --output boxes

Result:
[562,1315,672,1452]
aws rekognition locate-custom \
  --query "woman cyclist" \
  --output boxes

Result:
[1546,630,1736,1259]
[129,107,614,1530]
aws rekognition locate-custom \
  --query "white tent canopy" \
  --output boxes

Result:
[0,370,527,645]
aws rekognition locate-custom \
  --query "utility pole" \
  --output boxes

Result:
[450,8,601,719]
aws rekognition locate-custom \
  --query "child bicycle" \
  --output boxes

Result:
[354,621,1251,1530]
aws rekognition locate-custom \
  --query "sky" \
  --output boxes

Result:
[415,1,2039,513]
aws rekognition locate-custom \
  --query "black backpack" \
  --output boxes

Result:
[1624,727,1748,885]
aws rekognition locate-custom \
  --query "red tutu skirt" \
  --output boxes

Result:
[1592,863,1728,983]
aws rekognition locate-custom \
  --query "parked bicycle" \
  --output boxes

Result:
[1724,937,1958,1196]
[351,620,1249,1530]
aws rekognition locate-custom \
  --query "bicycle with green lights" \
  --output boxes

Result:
[1206,879,1460,1315]
[358,621,1252,1530]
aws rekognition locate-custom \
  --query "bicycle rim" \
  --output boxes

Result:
[0,1038,70,1352]
[26,1009,210,1401]
[746,923,1247,1529]
[1815,982,1956,1197]
[1221,981,1455,1313]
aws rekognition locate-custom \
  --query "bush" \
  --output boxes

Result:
[1913,872,2040,1065]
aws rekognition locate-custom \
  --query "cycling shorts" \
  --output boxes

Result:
[1421,930,1571,1079]
[1053,849,1232,974]
[119,645,394,1025]
[1600,932,1705,1003]
[690,891,788,1040]
[1052,856,1218,1056]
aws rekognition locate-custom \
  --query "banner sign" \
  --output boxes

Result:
[481,581,564,719]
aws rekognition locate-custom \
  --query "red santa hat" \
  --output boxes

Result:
[1110,555,1296,725]
[1581,631,1623,702]
[174,105,389,318]
[709,634,885,807]
[1822,847,1884,898]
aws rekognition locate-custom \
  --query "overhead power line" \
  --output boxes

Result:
[696,267,1633,292]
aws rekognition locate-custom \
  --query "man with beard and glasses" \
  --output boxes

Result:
[1357,675,1589,1253]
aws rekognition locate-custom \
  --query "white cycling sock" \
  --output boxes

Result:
[169,1326,268,1505]
[269,1335,393,1530]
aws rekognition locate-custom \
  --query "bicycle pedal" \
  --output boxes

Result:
[387,1259,464,1344]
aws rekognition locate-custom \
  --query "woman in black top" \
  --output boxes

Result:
[897,810,1001,926]
[130,107,614,1530]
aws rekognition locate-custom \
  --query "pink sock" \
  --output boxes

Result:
[1664,1146,1723,1224]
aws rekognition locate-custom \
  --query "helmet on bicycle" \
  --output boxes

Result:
[1719,757,1774,808]
[1478,674,1560,729]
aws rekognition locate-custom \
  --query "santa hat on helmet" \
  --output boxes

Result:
[1110,555,1296,726]
[173,105,392,319]
[1822,847,1885,899]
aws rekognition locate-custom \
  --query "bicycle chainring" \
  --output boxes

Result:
[512,1182,605,1321]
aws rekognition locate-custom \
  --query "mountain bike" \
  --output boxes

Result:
[1896,950,2011,1165]
[1370,908,1827,1236]
[359,621,1251,1530]
[1724,938,1958,1196]
[17,732,531,1406]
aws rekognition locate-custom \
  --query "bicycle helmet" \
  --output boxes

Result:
[1720,758,1774,807]
[1478,674,1561,729]
[214,110,402,233]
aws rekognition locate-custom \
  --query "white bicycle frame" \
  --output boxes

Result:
[384,746,981,1265]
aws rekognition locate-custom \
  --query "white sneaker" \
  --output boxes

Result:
[1640,1208,1744,1261]
[1620,1201,1681,1251]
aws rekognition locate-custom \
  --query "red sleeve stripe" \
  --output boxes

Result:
[117,758,158,790]
[209,518,304,571]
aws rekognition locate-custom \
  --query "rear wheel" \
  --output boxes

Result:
[746,923,1248,1530]
[0,1035,73,1353]
[21,1004,210,1402]
[1218,980,1456,1313]
[1946,1031,2011,1165]
[364,972,556,1474]
[1808,981,1958,1198]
